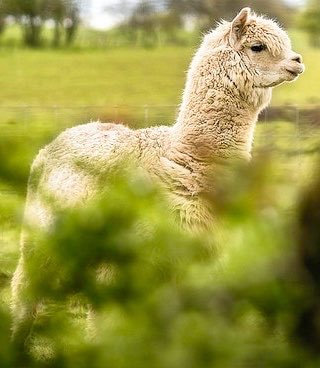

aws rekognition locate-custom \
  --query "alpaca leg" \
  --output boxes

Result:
[11,257,37,359]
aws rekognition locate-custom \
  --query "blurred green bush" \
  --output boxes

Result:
[1,156,319,367]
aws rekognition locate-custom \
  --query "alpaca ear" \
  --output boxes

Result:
[229,7,251,46]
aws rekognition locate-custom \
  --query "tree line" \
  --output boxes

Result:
[300,0,320,47]
[107,0,320,48]
[0,0,319,48]
[0,0,80,47]
[107,0,296,47]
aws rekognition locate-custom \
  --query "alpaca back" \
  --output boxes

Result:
[29,122,140,208]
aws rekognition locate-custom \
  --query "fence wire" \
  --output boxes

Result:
[0,103,319,162]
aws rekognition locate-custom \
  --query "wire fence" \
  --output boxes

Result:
[0,103,319,162]
[0,104,319,124]
[0,104,178,130]
[1,103,319,142]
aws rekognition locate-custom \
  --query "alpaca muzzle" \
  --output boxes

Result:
[285,63,305,78]
[286,52,305,77]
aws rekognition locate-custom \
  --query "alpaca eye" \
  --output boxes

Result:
[250,44,266,52]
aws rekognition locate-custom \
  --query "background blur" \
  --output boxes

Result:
[1,0,320,367]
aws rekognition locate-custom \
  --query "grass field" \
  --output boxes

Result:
[0,30,318,108]
[0,47,189,107]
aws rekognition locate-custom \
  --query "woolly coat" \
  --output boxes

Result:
[24,23,274,231]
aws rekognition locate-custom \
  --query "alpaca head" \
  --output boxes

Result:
[200,7,304,103]
[228,7,304,87]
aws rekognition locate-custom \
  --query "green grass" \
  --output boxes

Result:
[0,46,191,132]
[0,29,318,111]
[0,47,190,107]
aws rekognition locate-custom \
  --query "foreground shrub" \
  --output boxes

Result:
[3,161,320,367]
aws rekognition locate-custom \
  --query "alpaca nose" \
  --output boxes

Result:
[291,53,302,64]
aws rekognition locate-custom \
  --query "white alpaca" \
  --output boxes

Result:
[11,8,304,347]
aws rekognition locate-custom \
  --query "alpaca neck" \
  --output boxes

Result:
[173,63,272,162]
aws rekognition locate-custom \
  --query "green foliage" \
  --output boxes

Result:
[110,0,296,43]
[0,0,6,35]
[1,155,320,367]
[2,0,80,47]
[0,0,301,48]
[300,0,320,48]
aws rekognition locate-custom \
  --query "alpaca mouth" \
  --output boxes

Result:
[285,65,304,78]
[286,69,299,77]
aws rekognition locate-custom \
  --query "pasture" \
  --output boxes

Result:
[0,29,320,366]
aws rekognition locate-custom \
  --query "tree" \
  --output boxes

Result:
[0,0,6,35]
[64,0,80,45]
[4,0,81,47]
[45,0,64,47]
[300,0,320,48]
[108,0,184,47]
[107,0,295,47]
[167,0,294,30]
[45,0,80,47]
[128,1,160,46]
[5,0,47,46]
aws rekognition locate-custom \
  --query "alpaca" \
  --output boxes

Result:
[11,7,304,349]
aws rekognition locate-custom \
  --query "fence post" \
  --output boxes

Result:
[144,105,149,125]
[114,105,119,122]
[22,105,29,134]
